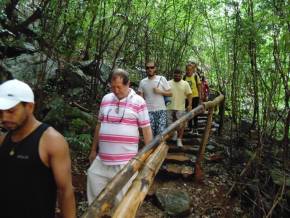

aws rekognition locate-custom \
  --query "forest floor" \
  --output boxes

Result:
[71,118,251,217]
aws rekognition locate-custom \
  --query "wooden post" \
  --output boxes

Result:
[112,142,168,218]
[195,107,214,182]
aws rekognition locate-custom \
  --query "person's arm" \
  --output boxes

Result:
[141,126,153,145]
[153,76,172,97]
[153,87,172,96]
[43,129,76,218]
[89,122,101,163]
[186,93,193,111]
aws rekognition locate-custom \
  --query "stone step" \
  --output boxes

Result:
[165,153,197,164]
[183,127,217,137]
[182,132,202,139]
[197,121,220,128]
[159,163,194,179]
[167,143,220,156]
[167,144,200,154]
[168,137,200,144]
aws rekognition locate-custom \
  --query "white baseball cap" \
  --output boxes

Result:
[0,79,34,110]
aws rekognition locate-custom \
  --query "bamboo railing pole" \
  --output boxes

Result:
[112,142,168,218]
[195,107,214,182]
[81,149,153,218]
[82,94,224,217]
[203,95,224,110]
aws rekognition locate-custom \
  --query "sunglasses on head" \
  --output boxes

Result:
[146,66,155,70]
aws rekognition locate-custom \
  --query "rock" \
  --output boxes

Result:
[207,153,224,163]
[56,63,88,88]
[206,144,215,151]
[2,51,58,82]
[43,96,96,133]
[213,122,220,128]
[0,65,13,82]
[155,188,192,217]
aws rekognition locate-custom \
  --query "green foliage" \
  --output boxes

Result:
[1,0,288,140]
[70,118,90,134]
[65,132,92,151]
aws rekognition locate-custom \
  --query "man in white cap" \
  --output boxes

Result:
[0,79,76,218]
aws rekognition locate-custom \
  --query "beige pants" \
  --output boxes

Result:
[87,157,136,205]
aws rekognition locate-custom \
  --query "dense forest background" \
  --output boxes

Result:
[1,0,288,142]
[1,0,289,216]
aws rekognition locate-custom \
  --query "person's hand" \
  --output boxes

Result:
[89,150,97,164]
[187,105,192,112]
[153,87,163,95]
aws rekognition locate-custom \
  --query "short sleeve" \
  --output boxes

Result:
[136,97,151,128]
[161,76,171,91]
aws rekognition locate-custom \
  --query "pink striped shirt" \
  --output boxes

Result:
[98,89,150,165]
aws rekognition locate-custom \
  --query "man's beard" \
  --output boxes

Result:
[3,115,28,132]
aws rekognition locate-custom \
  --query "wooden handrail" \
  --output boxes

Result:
[113,142,169,218]
[82,94,225,218]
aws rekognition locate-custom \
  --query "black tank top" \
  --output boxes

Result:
[0,123,57,218]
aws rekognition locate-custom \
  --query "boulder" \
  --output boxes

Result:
[1,51,58,83]
[155,188,193,217]
[43,96,96,133]
[56,63,88,88]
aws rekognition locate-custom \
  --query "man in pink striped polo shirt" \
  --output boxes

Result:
[87,68,153,205]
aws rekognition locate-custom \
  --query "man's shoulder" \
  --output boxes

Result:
[181,80,190,85]
[130,92,146,104]
[158,75,168,81]
[185,75,193,79]
[42,126,65,142]
[102,92,114,101]
[41,126,68,152]
[140,77,149,83]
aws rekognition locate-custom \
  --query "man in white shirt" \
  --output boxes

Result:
[138,61,172,136]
